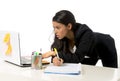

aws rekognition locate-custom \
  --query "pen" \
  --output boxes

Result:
[54,48,59,58]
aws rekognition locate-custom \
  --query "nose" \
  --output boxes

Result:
[54,28,57,34]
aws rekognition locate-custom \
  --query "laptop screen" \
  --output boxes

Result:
[0,31,21,66]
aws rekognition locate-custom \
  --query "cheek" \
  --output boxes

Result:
[59,30,67,37]
[62,29,68,36]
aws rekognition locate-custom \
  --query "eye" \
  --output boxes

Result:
[56,26,60,29]
[54,26,60,30]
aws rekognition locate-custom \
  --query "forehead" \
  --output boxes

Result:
[52,21,65,27]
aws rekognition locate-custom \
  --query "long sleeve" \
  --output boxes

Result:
[74,28,95,62]
[58,51,80,63]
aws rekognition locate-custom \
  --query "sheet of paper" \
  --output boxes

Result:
[44,63,81,75]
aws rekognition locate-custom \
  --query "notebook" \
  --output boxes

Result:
[0,31,49,67]
[44,63,81,75]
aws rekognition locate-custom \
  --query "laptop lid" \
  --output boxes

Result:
[0,31,31,67]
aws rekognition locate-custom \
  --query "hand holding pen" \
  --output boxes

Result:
[53,48,63,66]
[41,48,63,66]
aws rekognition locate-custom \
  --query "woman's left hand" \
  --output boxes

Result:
[42,51,56,59]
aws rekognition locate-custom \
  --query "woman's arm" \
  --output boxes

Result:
[42,51,64,66]
[42,51,56,58]
[75,29,95,62]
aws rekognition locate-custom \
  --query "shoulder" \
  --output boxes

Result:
[75,23,92,31]
[74,23,93,38]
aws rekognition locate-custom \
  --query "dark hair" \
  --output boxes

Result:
[52,10,76,31]
[51,10,76,53]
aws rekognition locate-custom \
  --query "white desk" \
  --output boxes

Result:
[0,59,120,81]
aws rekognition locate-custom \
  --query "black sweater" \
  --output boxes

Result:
[57,23,96,63]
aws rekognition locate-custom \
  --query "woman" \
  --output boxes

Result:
[42,10,118,68]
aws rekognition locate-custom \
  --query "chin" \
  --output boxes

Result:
[58,38,62,39]
[57,36,64,39]
[57,37,61,39]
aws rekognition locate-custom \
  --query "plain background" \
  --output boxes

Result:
[0,0,120,67]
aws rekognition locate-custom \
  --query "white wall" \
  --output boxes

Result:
[0,0,120,66]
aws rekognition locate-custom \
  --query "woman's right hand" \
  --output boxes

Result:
[52,57,63,66]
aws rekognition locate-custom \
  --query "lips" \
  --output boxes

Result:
[55,34,58,37]
[56,35,59,38]
[56,34,60,38]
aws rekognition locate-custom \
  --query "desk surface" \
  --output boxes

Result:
[0,59,120,81]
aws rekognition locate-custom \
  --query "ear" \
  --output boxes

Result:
[67,23,72,30]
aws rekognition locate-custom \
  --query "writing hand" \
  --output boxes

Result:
[53,57,63,66]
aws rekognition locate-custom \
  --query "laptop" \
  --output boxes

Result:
[0,31,49,67]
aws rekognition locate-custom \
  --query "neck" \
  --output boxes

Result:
[66,31,74,41]
[66,31,75,49]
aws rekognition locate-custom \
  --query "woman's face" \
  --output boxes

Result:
[52,21,71,39]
